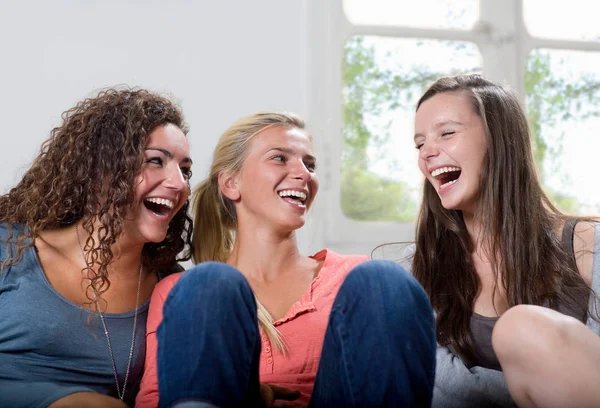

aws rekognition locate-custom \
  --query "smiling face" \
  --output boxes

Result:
[126,123,192,244]
[230,125,318,232]
[414,91,487,215]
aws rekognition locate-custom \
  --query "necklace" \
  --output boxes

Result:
[75,224,143,401]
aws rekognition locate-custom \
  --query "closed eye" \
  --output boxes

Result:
[181,167,193,180]
[415,143,424,150]
[271,154,287,163]
[441,131,455,137]
[305,161,317,172]
[146,157,163,166]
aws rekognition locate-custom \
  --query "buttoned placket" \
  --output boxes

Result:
[261,331,274,373]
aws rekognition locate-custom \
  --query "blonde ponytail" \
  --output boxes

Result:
[192,178,234,263]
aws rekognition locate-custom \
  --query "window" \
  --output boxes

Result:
[308,0,600,253]
[342,37,481,223]
[343,0,479,29]
[523,1,600,213]
[524,0,600,41]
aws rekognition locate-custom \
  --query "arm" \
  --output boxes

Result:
[573,221,596,286]
[49,392,128,408]
[136,281,173,408]
[572,221,600,335]
[433,344,515,408]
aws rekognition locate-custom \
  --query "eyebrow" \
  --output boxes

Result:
[268,147,316,162]
[146,147,193,164]
[414,120,464,141]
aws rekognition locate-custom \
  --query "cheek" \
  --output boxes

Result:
[133,175,146,198]
[308,175,319,206]
[182,184,191,203]
[310,175,319,194]
[417,158,428,177]
[417,161,437,188]
[466,150,486,179]
[175,185,191,211]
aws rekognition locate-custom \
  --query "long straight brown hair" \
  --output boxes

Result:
[412,74,592,365]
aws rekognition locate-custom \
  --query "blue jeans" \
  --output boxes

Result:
[157,261,436,408]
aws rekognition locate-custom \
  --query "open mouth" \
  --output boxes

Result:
[144,197,175,217]
[278,190,308,207]
[431,166,462,189]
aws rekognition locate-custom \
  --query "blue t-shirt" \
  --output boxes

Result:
[0,223,149,407]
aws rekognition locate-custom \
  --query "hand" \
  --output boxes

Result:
[259,383,302,407]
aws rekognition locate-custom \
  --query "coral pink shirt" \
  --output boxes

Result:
[135,249,368,407]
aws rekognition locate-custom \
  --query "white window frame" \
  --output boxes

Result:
[306,0,600,254]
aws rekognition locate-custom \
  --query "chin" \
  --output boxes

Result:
[439,198,460,211]
[139,228,169,244]
[281,219,306,232]
[440,199,476,214]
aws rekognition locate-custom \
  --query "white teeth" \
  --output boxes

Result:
[278,190,307,201]
[440,179,458,188]
[145,197,175,209]
[431,166,461,178]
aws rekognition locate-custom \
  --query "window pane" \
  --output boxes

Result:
[525,49,600,213]
[342,36,482,222]
[343,0,479,29]
[524,0,600,41]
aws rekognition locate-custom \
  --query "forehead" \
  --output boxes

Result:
[146,123,189,153]
[415,92,477,129]
[249,126,313,153]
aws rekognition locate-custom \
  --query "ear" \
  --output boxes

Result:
[218,171,241,201]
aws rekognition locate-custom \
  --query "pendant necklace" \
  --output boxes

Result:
[76,224,142,401]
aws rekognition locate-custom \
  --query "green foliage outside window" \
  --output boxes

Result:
[342,37,600,221]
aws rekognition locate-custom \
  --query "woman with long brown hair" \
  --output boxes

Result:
[412,73,600,407]
[0,88,193,407]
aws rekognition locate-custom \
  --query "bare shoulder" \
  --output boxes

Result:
[573,221,596,286]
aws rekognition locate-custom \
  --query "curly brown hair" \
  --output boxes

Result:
[0,87,193,295]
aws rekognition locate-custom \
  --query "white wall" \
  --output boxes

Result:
[0,0,338,255]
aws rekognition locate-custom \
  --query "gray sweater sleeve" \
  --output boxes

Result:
[433,345,515,408]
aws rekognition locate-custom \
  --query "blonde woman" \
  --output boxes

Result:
[137,112,436,408]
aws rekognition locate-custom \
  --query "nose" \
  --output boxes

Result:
[292,159,312,182]
[419,139,439,161]
[164,164,188,191]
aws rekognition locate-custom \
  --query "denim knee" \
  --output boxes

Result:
[339,260,431,316]
[173,262,253,299]
[343,260,423,294]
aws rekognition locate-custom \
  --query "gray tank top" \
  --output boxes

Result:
[469,219,597,370]
[470,301,586,370]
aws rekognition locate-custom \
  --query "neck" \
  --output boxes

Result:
[462,210,486,252]
[227,224,306,282]
[75,222,145,280]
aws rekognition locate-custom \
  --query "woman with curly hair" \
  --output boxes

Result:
[0,88,193,408]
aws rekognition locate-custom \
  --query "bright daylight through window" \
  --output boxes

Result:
[341,0,600,223]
